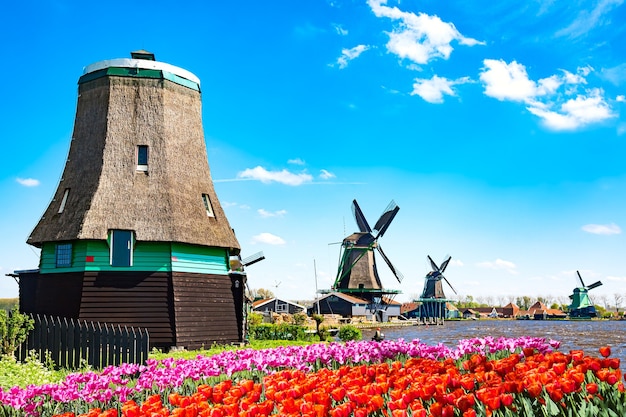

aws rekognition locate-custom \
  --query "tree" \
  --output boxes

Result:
[614,293,623,315]
[251,288,275,300]
[516,296,532,310]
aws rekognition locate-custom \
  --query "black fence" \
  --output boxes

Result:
[17,315,149,369]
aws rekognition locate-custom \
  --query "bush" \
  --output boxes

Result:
[292,313,308,326]
[249,323,311,341]
[0,307,35,356]
[248,312,263,326]
[0,351,61,389]
[338,325,362,342]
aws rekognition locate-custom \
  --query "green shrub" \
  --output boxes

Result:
[0,307,35,356]
[0,351,61,389]
[249,323,311,341]
[248,312,263,326]
[292,313,307,326]
[338,325,362,342]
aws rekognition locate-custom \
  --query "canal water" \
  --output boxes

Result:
[362,320,626,371]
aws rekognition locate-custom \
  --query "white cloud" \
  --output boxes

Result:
[411,75,470,103]
[336,44,370,69]
[319,169,336,180]
[257,209,287,218]
[617,95,626,102]
[368,0,483,65]
[476,258,518,274]
[480,60,615,130]
[581,223,622,235]
[251,232,286,245]
[237,166,313,186]
[556,0,624,39]
[602,63,626,85]
[288,158,306,165]
[480,59,538,102]
[16,178,40,187]
[527,91,614,130]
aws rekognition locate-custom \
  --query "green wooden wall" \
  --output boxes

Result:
[40,240,229,275]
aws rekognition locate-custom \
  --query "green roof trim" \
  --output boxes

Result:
[78,67,200,91]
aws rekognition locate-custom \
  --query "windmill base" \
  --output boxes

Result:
[17,270,246,350]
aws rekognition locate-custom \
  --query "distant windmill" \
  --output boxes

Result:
[416,255,457,324]
[329,199,403,313]
[421,255,457,299]
[568,270,602,319]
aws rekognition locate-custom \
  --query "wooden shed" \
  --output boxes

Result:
[18,51,245,350]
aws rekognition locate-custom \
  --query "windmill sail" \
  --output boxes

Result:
[373,200,399,238]
[352,200,371,233]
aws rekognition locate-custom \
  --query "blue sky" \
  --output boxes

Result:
[1,0,625,306]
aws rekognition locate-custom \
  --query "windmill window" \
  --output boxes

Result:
[137,145,148,171]
[55,243,72,267]
[202,194,214,217]
[58,188,70,214]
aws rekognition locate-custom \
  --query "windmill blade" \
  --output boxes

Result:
[427,255,440,272]
[242,251,265,267]
[442,276,458,295]
[377,245,404,283]
[352,200,371,233]
[586,281,603,290]
[373,200,399,238]
[439,256,452,273]
[576,270,586,287]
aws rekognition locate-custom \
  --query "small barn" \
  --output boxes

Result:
[16,51,246,350]
[252,298,306,315]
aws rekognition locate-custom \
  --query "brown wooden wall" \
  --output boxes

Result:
[78,271,175,348]
[172,272,245,350]
[19,271,83,317]
[19,271,246,351]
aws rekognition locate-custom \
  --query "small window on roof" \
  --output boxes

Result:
[202,194,214,217]
[137,145,148,171]
[58,188,70,214]
[55,243,72,267]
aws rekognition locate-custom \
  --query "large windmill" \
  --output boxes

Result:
[568,271,602,319]
[16,51,248,350]
[327,199,403,313]
[416,255,457,324]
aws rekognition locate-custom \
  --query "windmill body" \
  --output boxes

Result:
[324,200,402,316]
[335,232,383,291]
[415,256,457,324]
[568,271,602,318]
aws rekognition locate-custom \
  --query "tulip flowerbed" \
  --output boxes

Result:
[0,337,624,417]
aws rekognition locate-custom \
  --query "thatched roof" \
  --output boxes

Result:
[28,58,239,251]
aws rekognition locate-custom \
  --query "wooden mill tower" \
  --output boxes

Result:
[20,51,245,349]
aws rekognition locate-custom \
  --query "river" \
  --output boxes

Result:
[361,320,626,371]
